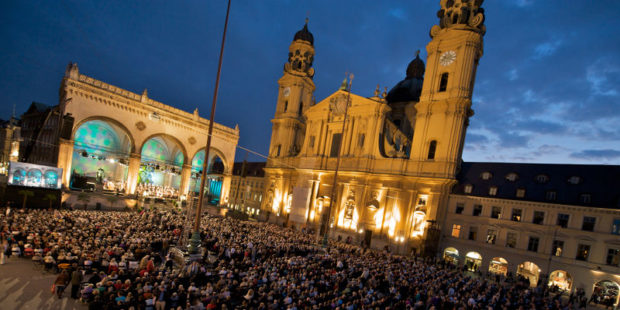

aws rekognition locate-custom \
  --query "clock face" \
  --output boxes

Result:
[283,87,290,97]
[439,50,456,66]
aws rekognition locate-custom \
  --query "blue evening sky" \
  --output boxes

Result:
[1,0,619,164]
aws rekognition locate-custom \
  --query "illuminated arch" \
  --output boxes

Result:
[464,251,482,271]
[443,247,460,264]
[139,133,188,165]
[548,270,572,291]
[190,147,229,173]
[517,261,541,287]
[488,257,508,276]
[72,116,135,153]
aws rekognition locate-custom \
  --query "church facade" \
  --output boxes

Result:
[262,1,486,255]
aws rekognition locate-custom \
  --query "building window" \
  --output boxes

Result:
[505,172,518,182]
[606,248,620,266]
[276,145,281,157]
[511,208,522,222]
[283,100,288,112]
[298,100,304,116]
[580,193,591,204]
[308,136,315,148]
[481,171,492,180]
[438,73,449,92]
[491,206,501,219]
[527,237,540,252]
[545,191,557,201]
[552,240,564,257]
[358,133,365,147]
[427,140,437,160]
[486,229,497,244]
[535,174,549,183]
[330,133,342,157]
[473,204,482,216]
[451,224,461,238]
[613,219,620,235]
[533,211,545,225]
[464,184,473,194]
[576,244,590,261]
[582,216,596,231]
[516,188,526,198]
[468,226,477,241]
[455,203,464,214]
[567,176,581,185]
[506,232,517,248]
[488,186,498,196]
[557,213,569,228]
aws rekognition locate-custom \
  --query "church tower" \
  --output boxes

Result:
[268,19,316,159]
[409,0,486,178]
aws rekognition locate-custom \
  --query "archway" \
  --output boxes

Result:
[591,280,619,307]
[190,148,226,205]
[137,135,187,199]
[464,251,482,272]
[71,119,132,192]
[488,257,508,276]
[443,247,459,265]
[516,261,541,287]
[548,270,572,291]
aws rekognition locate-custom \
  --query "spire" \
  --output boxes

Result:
[293,18,314,45]
[339,76,348,91]
[406,49,425,79]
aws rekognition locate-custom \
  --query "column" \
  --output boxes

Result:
[179,164,192,197]
[57,138,74,189]
[220,173,232,205]
[125,153,141,195]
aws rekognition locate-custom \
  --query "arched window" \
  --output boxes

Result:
[283,100,288,112]
[439,73,449,92]
[298,101,303,116]
[427,140,437,160]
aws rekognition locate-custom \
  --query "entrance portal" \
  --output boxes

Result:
[516,261,541,287]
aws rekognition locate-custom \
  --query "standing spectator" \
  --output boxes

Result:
[54,270,70,298]
[70,266,83,299]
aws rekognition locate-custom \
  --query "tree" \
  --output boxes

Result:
[18,190,34,209]
[42,193,57,210]
[77,192,90,210]
[106,195,119,209]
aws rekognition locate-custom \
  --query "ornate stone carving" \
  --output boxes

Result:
[135,121,146,131]
[188,136,196,145]
[433,0,486,36]
[329,93,348,115]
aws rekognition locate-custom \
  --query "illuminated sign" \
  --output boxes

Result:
[8,162,62,189]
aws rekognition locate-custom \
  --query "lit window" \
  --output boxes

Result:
[582,216,596,231]
[486,229,497,244]
[527,237,539,252]
[491,206,501,219]
[481,172,493,180]
[535,174,549,183]
[607,248,620,266]
[567,176,581,185]
[546,191,556,201]
[489,186,497,196]
[464,184,473,194]
[511,208,522,222]
[451,224,461,238]
[516,188,525,198]
[552,240,564,257]
[472,204,482,216]
[576,244,590,261]
[612,219,620,235]
[533,211,545,225]
[505,173,518,182]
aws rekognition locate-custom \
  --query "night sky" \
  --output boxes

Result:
[1,1,619,164]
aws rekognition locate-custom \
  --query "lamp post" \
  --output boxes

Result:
[320,73,354,247]
[188,0,232,255]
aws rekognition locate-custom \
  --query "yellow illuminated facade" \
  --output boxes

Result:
[263,2,486,254]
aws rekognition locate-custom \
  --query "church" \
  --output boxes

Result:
[261,0,620,300]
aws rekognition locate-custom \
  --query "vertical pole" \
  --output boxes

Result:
[189,0,232,255]
[321,73,354,247]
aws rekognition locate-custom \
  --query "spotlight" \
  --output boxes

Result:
[81,151,88,157]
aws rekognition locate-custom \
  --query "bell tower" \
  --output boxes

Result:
[409,0,486,178]
[268,19,316,159]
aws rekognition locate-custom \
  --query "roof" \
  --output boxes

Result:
[24,102,52,114]
[453,162,620,209]
[232,162,265,177]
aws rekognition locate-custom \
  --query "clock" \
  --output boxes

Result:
[283,87,290,97]
[439,50,456,66]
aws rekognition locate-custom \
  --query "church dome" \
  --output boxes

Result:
[386,51,425,104]
[293,19,314,45]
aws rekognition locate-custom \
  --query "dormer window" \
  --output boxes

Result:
[568,176,582,185]
[535,174,549,183]
[505,173,518,182]
[516,188,526,198]
[481,172,492,180]
[464,184,473,194]
[580,193,591,204]
[489,186,498,196]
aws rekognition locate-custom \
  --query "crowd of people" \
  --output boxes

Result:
[0,206,608,310]
[136,183,179,199]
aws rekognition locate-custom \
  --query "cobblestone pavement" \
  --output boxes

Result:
[0,257,85,310]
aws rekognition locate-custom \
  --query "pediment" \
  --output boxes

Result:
[306,90,387,118]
